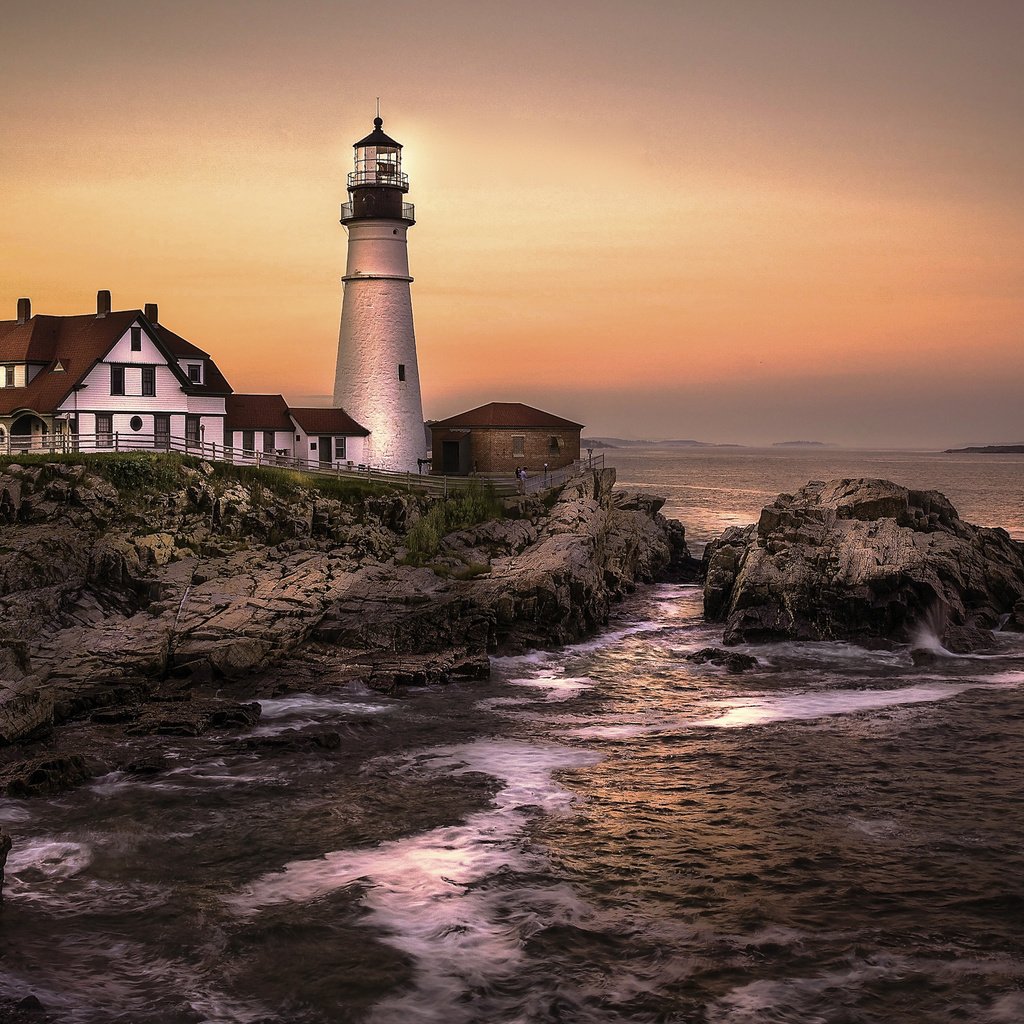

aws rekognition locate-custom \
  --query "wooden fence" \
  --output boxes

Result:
[0,431,605,497]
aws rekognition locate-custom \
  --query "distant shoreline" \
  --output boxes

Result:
[945,445,1024,454]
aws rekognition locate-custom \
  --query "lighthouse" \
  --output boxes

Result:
[333,115,425,472]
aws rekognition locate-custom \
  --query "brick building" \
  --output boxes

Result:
[429,402,582,475]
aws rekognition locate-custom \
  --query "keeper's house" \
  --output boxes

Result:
[0,293,231,451]
[430,402,582,476]
[0,294,372,470]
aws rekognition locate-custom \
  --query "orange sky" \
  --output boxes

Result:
[2,1,1022,446]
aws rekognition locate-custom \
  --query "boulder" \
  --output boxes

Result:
[3,755,91,798]
[684,647,760,673]
[0,689,54,745]
[703,479,1024,648]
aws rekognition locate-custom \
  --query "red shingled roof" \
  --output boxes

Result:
[154,324,233,396]
[430,402,583,431]
[226,394,293,433]
[0,309,234,416]
[0,311,139,416]
[289,407,369,436]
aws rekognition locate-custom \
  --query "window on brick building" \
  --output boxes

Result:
[549,435,561,452]
[512,435,525,457]
[398,364,406,381]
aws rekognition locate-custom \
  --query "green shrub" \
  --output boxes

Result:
[404,481,503,563]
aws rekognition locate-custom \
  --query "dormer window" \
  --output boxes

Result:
[53,360,65,373]
[187,363,202,383]
[3,366,13,387]
[131,326,142,352]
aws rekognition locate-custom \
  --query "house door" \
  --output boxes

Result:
[442,440,461,474]
[154,414,170,450]
[318,436,332,465]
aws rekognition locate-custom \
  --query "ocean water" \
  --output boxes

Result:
[2,449,1023,1023]
[602,446,1024,548]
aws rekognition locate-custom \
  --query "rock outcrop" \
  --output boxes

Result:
[0,459,689,771]
[703,478,1024,648]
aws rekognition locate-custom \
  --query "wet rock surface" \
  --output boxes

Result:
[0,460,688,797]
[703,478,1024,648]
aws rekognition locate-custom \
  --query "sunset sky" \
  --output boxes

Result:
[3,1,1021,447]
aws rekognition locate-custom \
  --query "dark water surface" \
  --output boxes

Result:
[2,450,1023,1022]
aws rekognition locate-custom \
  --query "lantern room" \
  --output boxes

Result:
[349,117,409,192]
[341,115,415,224]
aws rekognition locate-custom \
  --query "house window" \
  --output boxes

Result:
[262,431,275,454]
[185,415,201,445]
[141,366,155,396]
[130,326,142,351]
[187,364,202,383]
[110,366,125,396]
[96,413,113,448]
[334,436,347,460]
[242,430,255,452]
[130,416,143,432]
[512,435,526,457]
[2,366,12,387]
[398,364,406,382]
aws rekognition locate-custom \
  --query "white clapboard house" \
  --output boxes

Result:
[0,292,231,452]
[0,292,370,470]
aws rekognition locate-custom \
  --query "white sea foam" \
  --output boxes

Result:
[227,739,600,1024]
[3,840,93,907]
[509,674,594,702]
[251,692,392,736]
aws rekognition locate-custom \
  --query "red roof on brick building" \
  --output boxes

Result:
[430,402,583,431]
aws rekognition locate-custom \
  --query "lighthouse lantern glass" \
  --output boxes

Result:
[354,144,402,186]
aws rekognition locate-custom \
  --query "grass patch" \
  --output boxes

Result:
[0,451,400,503]
[204,461,399,502]
[403,480,503,564]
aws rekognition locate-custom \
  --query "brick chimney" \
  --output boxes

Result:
[16,297,31,324]
[144,303,159,323]
[96,289,111,318]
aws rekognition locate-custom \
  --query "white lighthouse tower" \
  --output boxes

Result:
[333,114,425,472]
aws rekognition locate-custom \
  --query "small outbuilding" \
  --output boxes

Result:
[429,402,583,475]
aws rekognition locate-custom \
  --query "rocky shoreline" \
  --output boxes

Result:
[703,478,1024,649]
[0,461,692,801]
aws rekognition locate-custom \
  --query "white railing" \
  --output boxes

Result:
[0,432,603,498]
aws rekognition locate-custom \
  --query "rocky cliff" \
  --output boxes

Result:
[0,460,689,760]
[703,478,1024,649]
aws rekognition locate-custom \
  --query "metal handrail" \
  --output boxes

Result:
[347,170,408,189]
[0,432,602,498]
